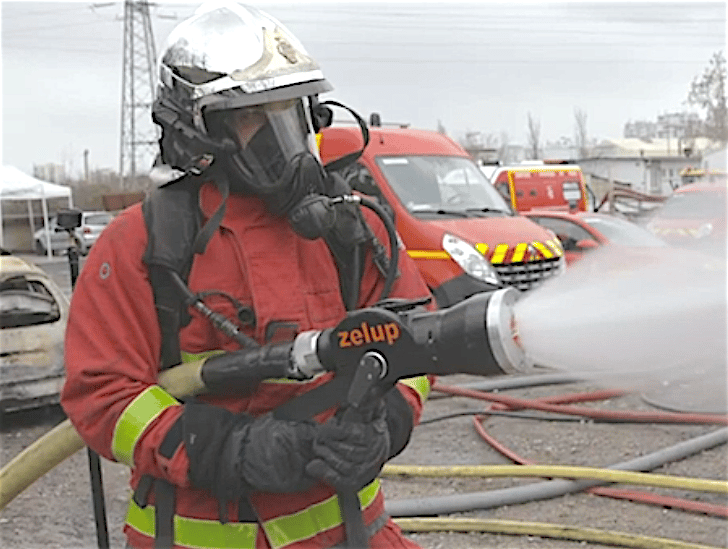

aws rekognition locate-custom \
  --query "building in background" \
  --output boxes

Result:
[624,111,703,142]
[33,163,66,184]
[577,138,720,216]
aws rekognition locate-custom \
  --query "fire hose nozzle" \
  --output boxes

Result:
[293,287,537,388]
[486,287,533,375]
[401,287,535,379]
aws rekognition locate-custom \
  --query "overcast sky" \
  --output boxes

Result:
[2,1,726,177]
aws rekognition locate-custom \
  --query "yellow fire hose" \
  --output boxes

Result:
[381,464,728,494]
[393,517,722,549]
[0,358,207,510]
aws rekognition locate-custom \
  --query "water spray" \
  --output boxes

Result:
[513,244,727,413]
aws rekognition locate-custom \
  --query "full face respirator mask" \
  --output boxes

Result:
[206,97,337,240]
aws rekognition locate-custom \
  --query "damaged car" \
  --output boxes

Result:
[0,251,69,413]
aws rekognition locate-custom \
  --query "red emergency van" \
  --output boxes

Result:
[489,162,592,213]
[318,125,565,308]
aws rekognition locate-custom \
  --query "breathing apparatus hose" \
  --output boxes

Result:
[333,194,400,302]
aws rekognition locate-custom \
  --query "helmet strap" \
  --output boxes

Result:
[192,174,230,256]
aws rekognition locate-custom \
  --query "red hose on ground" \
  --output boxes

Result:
[433,383,728,425]
[437,382,728,518]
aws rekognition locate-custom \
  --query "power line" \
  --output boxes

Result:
[119,0,159,187]
[2,45,120,55]
[2,42,720,66]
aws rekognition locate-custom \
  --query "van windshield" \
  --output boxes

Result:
[376,156,512,215]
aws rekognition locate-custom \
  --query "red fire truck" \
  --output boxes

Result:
[318,124,565,308]
[488,161,593,213]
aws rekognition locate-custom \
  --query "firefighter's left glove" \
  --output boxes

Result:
[183,400,318,502]
[305,399,390,492]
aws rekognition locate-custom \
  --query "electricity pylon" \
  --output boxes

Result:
[119,0,158,189]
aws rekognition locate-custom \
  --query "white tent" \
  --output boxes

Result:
[1,165,73,259]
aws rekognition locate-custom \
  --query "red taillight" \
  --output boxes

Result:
[83,227,91,234]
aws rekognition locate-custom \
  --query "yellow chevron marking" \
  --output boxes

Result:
[475,243,489,256]
[491,243,509,264]
[531,241,554,259]
[511,242,529,263]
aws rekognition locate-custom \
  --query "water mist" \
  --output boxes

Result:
[514,244,727,413]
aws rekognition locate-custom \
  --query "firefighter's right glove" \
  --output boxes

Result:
[183,400,319,500]
[305,399,390,492]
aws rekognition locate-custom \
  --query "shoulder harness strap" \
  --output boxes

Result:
[142,176,203,369]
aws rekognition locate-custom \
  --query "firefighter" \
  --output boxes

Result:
[61,2,432,548]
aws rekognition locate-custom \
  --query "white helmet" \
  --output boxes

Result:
[153,0,333,213]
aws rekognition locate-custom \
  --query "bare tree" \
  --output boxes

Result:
[436,119,448,135]
[574,107,589,158]
[526,112,541,159]
[687,51,727,141]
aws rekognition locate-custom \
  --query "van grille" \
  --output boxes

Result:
[494,256,564,291]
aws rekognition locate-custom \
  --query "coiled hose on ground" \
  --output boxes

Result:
[383,375,728,549]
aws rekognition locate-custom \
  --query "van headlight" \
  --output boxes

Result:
[442,233,500,285]
[694,223,713,239]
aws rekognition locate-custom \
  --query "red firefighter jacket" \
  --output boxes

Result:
[61,182,433,549]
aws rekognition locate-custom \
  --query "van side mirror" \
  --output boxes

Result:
[351,172,379,196]
[575,239,599,251]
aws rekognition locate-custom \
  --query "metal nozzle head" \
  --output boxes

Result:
[486,287,533,375]
[290,330,324,379]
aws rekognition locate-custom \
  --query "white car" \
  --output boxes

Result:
[0,251,69,412]
[34,210,113,255]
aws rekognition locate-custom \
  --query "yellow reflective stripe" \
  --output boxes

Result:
[112,386,179,467]
[407,250,450,259]
[263,479,381,549]
[507,171,518,210]
[531,241,554,259]
[399,376,431,405]
[546,239,563,256]
[126,500,258,549]
[126,481,381,549]
[490,243,509,264]
[511,242,529,263]
[475,242,489,256]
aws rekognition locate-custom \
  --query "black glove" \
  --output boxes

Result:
[183,400,318,502]
[239,414,319,493]
[305,399,390,492]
